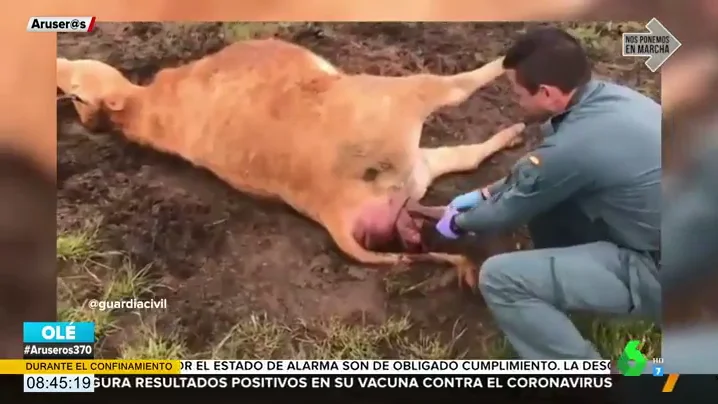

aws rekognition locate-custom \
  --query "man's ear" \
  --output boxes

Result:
[103,93,126,111]
[540,84,560,99]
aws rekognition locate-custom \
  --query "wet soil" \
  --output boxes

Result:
[57,22,658,356]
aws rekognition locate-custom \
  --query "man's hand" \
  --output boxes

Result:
[449,189,488,211]
[435,206,463,239]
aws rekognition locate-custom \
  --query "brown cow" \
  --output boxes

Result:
[56,38,524,287]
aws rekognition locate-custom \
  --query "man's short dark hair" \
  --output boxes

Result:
[503,26,591,94]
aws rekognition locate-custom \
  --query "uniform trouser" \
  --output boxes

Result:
[477,202,661,359]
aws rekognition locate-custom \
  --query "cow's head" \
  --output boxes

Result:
[56,58,134,131]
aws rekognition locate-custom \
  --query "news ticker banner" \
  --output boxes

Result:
[8,371,717,397]
[20,373,616,393]
[5,358,612,393]
[23,322,95,360]
[0,359,691,393]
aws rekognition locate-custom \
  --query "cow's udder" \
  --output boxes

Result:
[352,193,426,253]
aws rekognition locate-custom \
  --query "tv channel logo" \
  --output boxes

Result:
[617,340,648,376]
[653,364,664,377]
[23,322,95,343]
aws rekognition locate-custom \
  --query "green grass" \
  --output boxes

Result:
[563,21,646,57]
[56,226,98,262]
[223,22,297,41]
[585,318,660,359]
[57,223,164,348]
[117,314,188,360]
[488,318,660,359]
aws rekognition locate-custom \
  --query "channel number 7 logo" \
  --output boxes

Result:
[617,340,651,376]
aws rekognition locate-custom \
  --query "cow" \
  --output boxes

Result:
[56,38,525,288]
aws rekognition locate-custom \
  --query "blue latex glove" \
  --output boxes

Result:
[450,190,483,211]
[436,207,461,239]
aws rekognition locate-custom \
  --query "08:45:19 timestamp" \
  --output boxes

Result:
[24,374,95,393]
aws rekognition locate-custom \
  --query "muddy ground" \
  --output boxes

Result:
[56,22,659,359]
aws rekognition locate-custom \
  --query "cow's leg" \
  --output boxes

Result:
[411,123,525,196]
[323,216,477,288]
[398,57,507,118]
[434,56,507,108]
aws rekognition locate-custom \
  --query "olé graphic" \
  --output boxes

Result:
[622,18,681,72]
[617,340,648,376]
